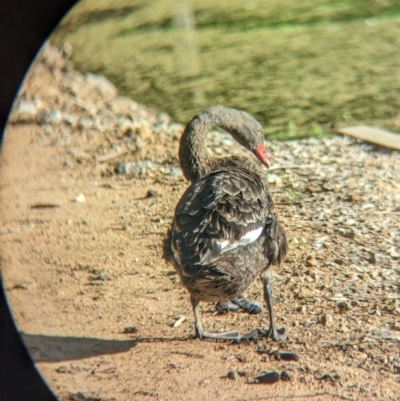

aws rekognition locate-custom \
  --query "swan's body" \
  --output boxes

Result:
[164,106,288,341]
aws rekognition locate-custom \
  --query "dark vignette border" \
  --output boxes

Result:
[0,1,78,400]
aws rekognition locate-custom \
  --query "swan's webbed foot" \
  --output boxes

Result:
[233,328,268,343]
[215,301,239,314]
[232,326,287,343]
[232,298,262,314]
[191,294,285,343]
[195,328,240,340]
[192,296,239,341]
[216,298,262,315]
[269,327,288,341]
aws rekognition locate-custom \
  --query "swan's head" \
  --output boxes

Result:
[201,106,271,169]
[224,108,271,169]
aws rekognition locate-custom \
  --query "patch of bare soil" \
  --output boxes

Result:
[1,44,400,401]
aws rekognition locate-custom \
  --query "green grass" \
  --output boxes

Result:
[52,0,400,139]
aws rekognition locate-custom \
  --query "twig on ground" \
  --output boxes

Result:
[96,147,130,163]
[171,350,204,359]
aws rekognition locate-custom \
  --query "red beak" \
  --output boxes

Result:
[253,143,271,169]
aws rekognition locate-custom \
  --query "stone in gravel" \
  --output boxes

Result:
[320,314,334,326]
[255,371,281,384]
[316,372,340,382]
[337,301,351,310]
[111,96,138,116]
[74,193,85,203]
[278,352,299,362]
[267,173,282,185]
[85,72,117,101]
[10,100,40,123]
[63,113,78,127]
[389,248,399,258]
[116,160,153,175]
[305,255,317,267]
[227,370,239,381]
[153,112,171,132]
[349,193,360,202]
[61,42,73,58]
[280,371,292,381]
[296,305,307,313]
[170,167,183,176]
[40,110,63,124]
[77,118,95,130]
[146,190,159,198]
[56,365,71,374]
[123,326,138,334]
[168,123,184,135]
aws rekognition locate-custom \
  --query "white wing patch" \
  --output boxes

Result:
[240,226,264,245]
[219,226,264,254]
[219,240,230,249]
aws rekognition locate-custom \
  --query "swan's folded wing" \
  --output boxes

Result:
[170,168,275,275]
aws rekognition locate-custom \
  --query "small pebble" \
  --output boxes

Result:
[267,173,282,185]
[123,326,138,334]
[74,193,85,203]
[278,352,299,362]
[305,255,317,267]
[280,371,292,381]
[85,72,117,100]
[11,100,39,123]
[170,167,183,176]
[146,189,159,198]
[255,371,281,384]
[337,301,351,310]
[296,305,307,314]
[55,365,69,374]
[319,314,334,326]
[349,193,360,202]
[116,160,153,175]
[227,371,239,381]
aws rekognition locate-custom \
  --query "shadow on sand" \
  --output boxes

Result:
[21,333,197,363]
[21,333,138,362]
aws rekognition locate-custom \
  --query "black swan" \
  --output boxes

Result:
[164,106,288,341]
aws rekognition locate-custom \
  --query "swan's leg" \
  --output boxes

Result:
[216,298,262,315]
[261,271,288,341]
[190,296,239,340]
[229,272,288,343]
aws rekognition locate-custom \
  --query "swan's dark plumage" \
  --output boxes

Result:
[163,106,288,341]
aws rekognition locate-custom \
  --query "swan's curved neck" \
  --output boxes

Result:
[179,109,221,182]
[179,106,268,182]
